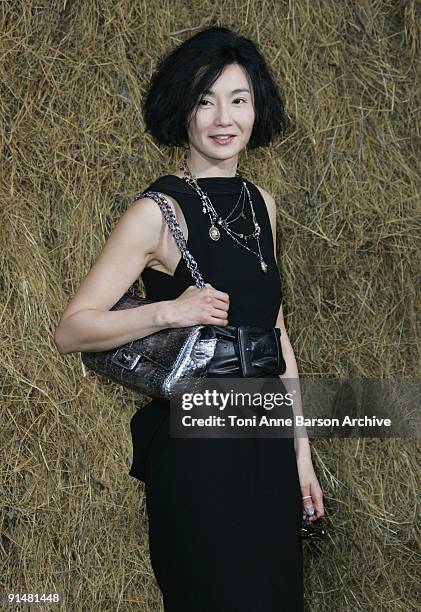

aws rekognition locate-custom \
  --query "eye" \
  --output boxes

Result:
[199,99,211,106]
[233,98,246,104]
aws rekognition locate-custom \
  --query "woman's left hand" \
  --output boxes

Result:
[297,459,325,522]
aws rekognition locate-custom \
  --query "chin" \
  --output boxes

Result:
[203,143,245,159]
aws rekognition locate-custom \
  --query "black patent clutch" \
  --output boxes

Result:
[300,515,326,539]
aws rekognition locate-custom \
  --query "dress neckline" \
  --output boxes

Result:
[165,174,242,180]
[159,174,245,195]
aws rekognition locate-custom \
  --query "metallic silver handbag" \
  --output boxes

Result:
[81,190,219,400]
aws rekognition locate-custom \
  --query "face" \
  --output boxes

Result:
[186,63,255,165]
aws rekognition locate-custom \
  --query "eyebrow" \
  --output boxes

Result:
[202,88,251,95]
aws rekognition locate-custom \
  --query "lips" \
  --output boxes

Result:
[209,135,236,145]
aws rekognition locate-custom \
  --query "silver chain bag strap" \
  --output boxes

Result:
[80,190,218,400]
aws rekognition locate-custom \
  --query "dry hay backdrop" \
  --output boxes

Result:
[1,1,420,611]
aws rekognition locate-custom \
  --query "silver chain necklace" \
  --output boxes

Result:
[179,157,268,273]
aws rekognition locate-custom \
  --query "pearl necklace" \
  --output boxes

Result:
[179,157,268,273]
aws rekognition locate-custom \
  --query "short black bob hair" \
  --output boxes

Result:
[142,26,290,150]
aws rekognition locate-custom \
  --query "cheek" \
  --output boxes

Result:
[187,122,202,144]
[197,112,212,128]
[188,113,208,136]
[242,108,255,132]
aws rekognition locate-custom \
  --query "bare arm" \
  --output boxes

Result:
[54,304,174,355]
[53,197,170,354]
[276,305,311,463]
[257,185,312,464]
[253,187,325,521]
[53,195,229,355]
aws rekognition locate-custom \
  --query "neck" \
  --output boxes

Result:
[184,152,238,179]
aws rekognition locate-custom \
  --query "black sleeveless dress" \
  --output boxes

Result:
[129,175,304,611]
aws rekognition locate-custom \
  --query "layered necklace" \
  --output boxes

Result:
[179,156,268,273]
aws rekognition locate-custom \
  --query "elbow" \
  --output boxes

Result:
[54,309,98,354]
[53,327,68,354]
[53,325,75,355]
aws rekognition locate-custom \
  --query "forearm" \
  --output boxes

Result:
[54,300,174,354]
[278,336,312,464]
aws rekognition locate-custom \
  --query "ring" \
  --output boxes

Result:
[302,495,312,500]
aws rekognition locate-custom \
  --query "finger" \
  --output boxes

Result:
[212,297,230,311]
[308,503,325,521]
[313,500,325,519]
[301,487,313,519]
[304,502,315,518]
[311,492,324,520]
[302,495,315,519]
[210,289,230,304]
[208,316,229,325]
[211,306,229,319]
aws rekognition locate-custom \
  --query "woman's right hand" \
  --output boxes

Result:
[168,283,230,328]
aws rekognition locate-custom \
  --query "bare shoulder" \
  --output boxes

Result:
[132,190,180,221]
[131,192,166,221]
[254,184,277,252]
[254,184,276,216]
[130,190,184,242]
[112,194,165,255]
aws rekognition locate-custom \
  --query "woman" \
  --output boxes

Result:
[54,26,324,611]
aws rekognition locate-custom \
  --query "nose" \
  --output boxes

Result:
[214,102,234,126]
